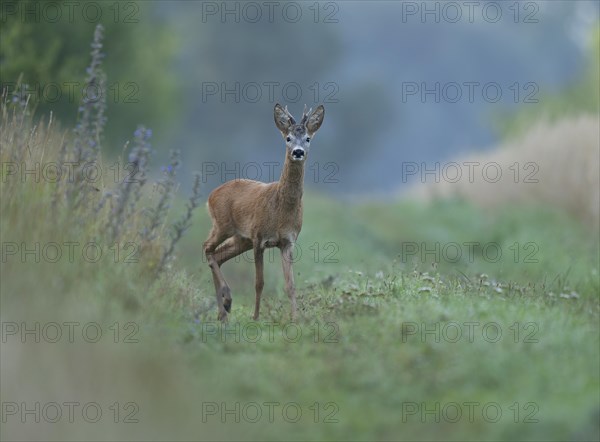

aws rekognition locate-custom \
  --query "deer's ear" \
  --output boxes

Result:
[274,103,295,134]
[306,105,324,135]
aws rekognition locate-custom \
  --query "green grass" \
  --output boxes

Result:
[170,194,599,440]
[3,181,598,440]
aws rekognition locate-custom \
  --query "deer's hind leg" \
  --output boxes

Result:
[203,228,234,321]
[213,236,253,313]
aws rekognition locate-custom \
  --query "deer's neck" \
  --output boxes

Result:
[276,155,305,209]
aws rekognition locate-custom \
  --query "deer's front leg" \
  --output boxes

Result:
[253,244,265,320]
[281,244,297,321]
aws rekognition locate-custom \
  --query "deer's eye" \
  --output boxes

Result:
[306,137,311,142]
[286,137,291,142]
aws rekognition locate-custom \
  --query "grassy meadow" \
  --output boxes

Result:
[1,27,599,442]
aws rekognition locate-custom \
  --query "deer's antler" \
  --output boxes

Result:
[300,104,313,125]
[283,105,296,124]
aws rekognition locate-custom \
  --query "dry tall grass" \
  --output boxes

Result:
[406,115,600,230]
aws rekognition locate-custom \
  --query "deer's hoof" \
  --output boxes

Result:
[219,286,232,312]
[217,310,229,322]
[223,298,232,313]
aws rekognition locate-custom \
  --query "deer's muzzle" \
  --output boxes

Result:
[291,147,305,160]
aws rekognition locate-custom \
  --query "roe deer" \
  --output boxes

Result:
[203,103,325,321]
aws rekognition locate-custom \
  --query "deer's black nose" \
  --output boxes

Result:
[292,148,305,159]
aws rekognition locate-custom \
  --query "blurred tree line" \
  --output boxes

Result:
[0,0,180,151]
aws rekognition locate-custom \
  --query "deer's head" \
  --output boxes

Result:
[274,104,325,162]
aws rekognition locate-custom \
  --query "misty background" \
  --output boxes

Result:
[1,1,598,195]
